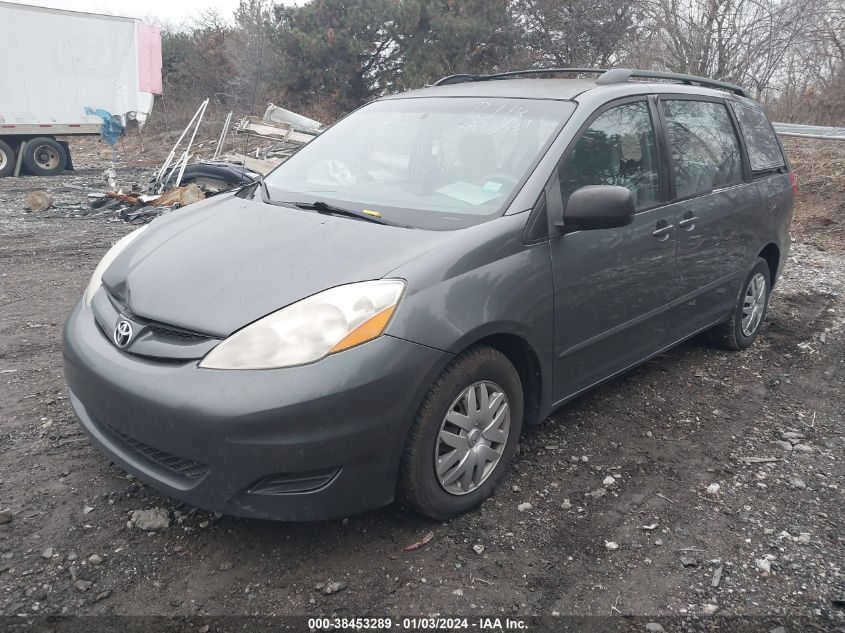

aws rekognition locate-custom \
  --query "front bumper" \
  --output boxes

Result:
[63,300,449,521]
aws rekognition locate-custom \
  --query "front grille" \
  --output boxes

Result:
[147,323,209,341]
[104,423,209,481]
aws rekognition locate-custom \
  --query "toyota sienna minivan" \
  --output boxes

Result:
[64,68,794,520]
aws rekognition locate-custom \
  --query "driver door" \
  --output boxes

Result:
[547,98,679,402]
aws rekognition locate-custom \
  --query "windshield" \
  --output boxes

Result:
[264,97,575,230]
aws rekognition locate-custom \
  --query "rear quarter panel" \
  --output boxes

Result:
[766,171,795,282]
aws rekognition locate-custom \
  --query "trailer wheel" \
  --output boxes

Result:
[22,137,68,176]
[0,140,15,178]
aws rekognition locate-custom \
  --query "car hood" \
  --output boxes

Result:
[101,195,448,337]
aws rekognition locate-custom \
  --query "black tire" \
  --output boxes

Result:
[0,139,15,178]
[22,137,67,176]
[712,257,771,350]
[397,346,524,520]
[162,163,256,191]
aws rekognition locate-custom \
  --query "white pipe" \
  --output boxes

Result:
[155,98,209,186]
[174,99,209,188]
[213,111,233,160]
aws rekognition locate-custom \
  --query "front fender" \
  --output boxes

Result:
[386,214,555,416]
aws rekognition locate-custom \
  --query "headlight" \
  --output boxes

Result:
[199,279,406,370]
[84,225,148,307]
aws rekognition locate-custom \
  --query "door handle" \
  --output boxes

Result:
[652,222,675,241]
[678,215,698,230]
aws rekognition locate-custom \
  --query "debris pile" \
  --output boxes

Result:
[91,183,206,224]
[88,101,321,223]
[221,103,323,173]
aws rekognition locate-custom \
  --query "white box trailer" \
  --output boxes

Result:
[0,1,162,177]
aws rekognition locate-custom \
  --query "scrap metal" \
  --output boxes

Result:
[92,100,321,223]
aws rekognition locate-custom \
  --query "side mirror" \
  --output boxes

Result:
[557,185,635,231]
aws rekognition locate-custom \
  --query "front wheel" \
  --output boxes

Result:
[397,346,523,520]
[712,257,771,350]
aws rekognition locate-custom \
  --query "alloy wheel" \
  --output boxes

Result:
[742,272,767,336]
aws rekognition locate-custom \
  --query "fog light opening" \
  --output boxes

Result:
[248,468,340,495]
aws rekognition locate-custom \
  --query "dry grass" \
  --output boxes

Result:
[783,136,845,251]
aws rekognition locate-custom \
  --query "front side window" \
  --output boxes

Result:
[661,100,743,198]
[265,97,574,230]
[731,102,785,172]
[558,101,660,211]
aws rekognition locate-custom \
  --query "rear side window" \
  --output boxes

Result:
[731,103,785,171]
[661,100,743,199]
[558,101,660,211]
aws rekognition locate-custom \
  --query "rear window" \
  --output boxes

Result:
[731,103,785,171]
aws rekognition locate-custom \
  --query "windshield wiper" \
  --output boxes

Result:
[292,200,387,225]
[257,186,392,226]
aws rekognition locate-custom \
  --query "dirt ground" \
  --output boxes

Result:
[0,137,844,629]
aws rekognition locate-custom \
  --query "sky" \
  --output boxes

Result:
[5,0,304,27]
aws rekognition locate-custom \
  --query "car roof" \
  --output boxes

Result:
[386,78,599,101]
[384,75,753,106]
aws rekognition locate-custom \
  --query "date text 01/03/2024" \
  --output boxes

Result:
[307,616,529,630]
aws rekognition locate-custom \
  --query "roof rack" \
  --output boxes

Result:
[596,68,747,97]
[433,67,748,97]
[433,68,607,86]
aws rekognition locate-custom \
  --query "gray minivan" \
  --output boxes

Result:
[64,68,794,521]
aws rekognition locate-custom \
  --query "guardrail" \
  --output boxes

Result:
[773,122,845,141]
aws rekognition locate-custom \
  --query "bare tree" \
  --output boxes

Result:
[768,0,845,122]
[636,0,824,97]
[152,0,845,126]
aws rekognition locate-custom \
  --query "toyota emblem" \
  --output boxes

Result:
[113,319,133,348]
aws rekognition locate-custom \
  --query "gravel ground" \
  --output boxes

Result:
[0,162,843,628]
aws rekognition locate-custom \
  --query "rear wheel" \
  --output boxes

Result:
[397,346,523,519]
[22,137,67,176]
[712,257,771,350]
[0,140,15,178]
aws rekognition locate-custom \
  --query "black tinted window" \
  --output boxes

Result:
[662,100,743,198]
[559,101,660,211]
[731,102,785,171]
